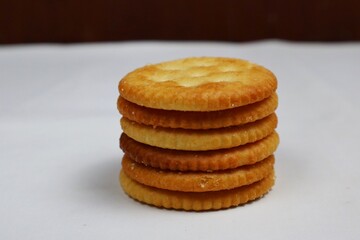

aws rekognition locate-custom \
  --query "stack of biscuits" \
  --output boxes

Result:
[117,57,279,211]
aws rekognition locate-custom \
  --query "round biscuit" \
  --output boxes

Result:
[120,113,278,151]
[118,57,277,111]
[120,132,279,171]
[122,154,274,192]
[120,170,275,211]
[117,93,278,129]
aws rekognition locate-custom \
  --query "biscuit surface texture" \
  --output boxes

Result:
[120,113,277,151]
[118,57,277,111]
[122,154,274,192]
[120,132,279,171]
[118,93,278,129]
[120,170,275,211]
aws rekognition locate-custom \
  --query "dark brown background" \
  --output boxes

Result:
[1,0,360,44]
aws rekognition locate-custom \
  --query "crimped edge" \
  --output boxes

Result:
[118,57,277,111]
[120,132,279,171]
[120,113,278,151]
[117,93,278,129]
[122,154,274,192]
[120,169,275,211]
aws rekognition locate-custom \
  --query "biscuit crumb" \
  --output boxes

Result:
[199,178,209,188]
[130,163,135,170]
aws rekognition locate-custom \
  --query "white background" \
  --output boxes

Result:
[1,41,359,239]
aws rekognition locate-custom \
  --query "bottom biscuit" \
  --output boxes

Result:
[120,170,275,211]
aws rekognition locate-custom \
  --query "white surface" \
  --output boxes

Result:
[1,41,360,240]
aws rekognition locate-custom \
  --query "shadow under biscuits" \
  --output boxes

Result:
[77,155,125,209]
[79,155,278,212]
[274,147,307,196]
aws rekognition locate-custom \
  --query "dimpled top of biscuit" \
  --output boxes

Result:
[119,57,277,111]
[150,58,254,87]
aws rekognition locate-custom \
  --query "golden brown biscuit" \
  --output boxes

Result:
[118,57,277,111]
[120,132,279,171]
[120,113,277,151]
[122,154,274,192]
[120,169,275,211]
[118,93,278,129]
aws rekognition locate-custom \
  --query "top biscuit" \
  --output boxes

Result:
[119,57,277,111]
